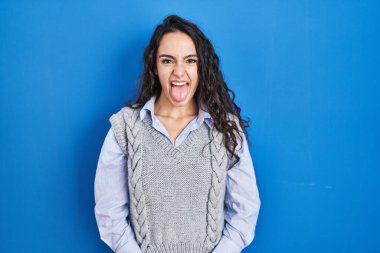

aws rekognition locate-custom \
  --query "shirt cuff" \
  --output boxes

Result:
[116,239,142,253]
[212,235,242,253]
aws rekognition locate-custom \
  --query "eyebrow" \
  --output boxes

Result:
[158,54,198,59]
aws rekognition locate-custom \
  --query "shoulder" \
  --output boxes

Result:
[226,112,248,150]
[108,105,140,155]
[226,113,242,132]
[226,112,238,122]
[109,105,141,125]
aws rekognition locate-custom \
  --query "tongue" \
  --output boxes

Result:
[170,84,188,102]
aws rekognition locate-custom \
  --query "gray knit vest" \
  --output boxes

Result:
[109,106,227,253]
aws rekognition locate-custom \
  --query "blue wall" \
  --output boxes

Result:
[1,1,379,252]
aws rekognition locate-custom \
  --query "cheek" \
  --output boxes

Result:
[191,76,199,92]
[189,67,198,80]
[157,69,170,83]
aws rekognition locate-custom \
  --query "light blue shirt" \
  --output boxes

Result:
[94,95,260,253]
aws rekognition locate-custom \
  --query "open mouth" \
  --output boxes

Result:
[171,81,189,86]
[170,81,189,102]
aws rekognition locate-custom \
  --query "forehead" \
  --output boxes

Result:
[157,32,197,55]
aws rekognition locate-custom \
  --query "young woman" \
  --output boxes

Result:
[94,15,260,253]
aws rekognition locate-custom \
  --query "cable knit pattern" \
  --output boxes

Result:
[109,106,227,253]
[204,127,227,245]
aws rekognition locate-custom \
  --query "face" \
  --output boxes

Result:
[154,32,199,108]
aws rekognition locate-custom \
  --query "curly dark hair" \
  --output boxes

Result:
[126,14,251,170]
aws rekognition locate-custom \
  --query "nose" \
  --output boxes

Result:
[173,62,185,77]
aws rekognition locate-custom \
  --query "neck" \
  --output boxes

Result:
[154,95,198,119]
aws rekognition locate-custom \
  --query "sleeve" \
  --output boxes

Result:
[212,123,261,253]
[94,127,143,253]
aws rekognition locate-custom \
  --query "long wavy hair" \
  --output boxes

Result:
[126,14,250,170]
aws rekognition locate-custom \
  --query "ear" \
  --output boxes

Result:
[154,67,157,75]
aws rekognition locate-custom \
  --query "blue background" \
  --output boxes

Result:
[1,1,379,252]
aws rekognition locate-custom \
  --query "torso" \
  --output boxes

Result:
[155,114,197,145]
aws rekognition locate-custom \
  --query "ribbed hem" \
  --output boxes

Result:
[144,242,214,253]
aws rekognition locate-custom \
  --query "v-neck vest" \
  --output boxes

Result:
[109,106,228,253]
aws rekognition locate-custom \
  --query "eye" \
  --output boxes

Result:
[161,59,172,64]
[187,58,197,64]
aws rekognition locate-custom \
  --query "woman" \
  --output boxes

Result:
[94,15,260,253]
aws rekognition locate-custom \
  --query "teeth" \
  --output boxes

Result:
[171,81,187,86]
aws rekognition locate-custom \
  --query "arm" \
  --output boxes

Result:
[94,128,142,253]
[213,130,261,253]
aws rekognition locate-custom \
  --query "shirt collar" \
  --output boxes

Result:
[139,95,213,128]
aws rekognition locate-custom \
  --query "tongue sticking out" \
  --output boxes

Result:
[170,84,188,102]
